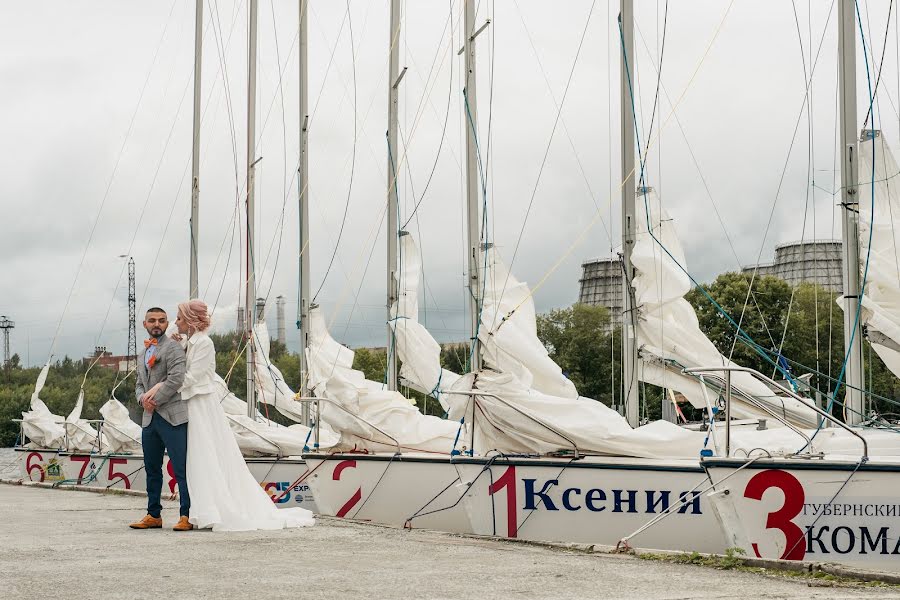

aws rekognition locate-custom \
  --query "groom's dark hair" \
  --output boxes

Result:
[146,307,167,315]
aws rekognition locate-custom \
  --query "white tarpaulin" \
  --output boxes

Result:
[632,188,819,428]
[307,308,458,453]
[856,132,900,380]
[21,361,66,449]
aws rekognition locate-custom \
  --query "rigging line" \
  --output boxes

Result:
[642,0,668,161]
[307,1,351,129]
[102,47,200,343]
[488,0,596,335]
[313,1,359,302]
[500,0,738,323]
[46,0,180,360]
[510,0,613,248]
[630,25,775,353]
[251,3,294,310]
[728,0,836,362]
[139,0,249,317]
[624,26,798,387]
[863,0,895,128]
[206,0,246,308]
[182,1,250,318]
[188,0,247,310]
[390,7,465,209]
[401,0,456,229]
[809,0,820,388]
[211,0,244,218]
[772,0,818,381]
[805,1,878,448]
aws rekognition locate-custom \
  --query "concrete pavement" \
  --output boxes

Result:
[0,483,897,600]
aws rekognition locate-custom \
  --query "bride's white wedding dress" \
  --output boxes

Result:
[179,330,314,531]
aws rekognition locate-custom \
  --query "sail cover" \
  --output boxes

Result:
[632,188,819,428]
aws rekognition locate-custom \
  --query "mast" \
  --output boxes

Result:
[464,0,482,373]
[620,0,639,427]
[189,0,202,299]
[298,0,311,423]
[246,0,259,420]
[838,0,865,424]
[386,0,401,391]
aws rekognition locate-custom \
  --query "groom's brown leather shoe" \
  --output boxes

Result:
[173,516,193,531]
[129,514,163,529]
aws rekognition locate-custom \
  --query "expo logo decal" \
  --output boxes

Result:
[261,481,313,504]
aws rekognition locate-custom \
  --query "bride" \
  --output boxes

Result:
[173,299,314,531]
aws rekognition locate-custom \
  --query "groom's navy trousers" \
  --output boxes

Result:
[143,411,190,518]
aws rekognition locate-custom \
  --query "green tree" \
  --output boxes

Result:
[536,304,618,405]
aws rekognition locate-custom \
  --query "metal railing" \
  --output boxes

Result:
[682,365,868,459]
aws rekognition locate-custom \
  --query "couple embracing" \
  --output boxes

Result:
[128,300,313,532]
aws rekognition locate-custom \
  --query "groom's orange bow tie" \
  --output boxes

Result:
[144,338,158,348]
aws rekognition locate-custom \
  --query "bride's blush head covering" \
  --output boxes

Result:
[177,299,211,333]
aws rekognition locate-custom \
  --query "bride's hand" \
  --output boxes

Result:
[143,382,163,404]
[170,332,184,342]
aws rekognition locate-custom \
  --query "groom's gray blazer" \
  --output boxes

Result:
[135,335,188,427]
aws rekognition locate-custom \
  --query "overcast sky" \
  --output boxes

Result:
[3,1,899,366]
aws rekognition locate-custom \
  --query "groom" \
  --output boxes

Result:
[129,307,192,531]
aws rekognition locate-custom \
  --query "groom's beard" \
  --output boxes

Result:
[148,328,164,338]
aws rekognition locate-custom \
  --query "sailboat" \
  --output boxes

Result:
[303,0,900,568]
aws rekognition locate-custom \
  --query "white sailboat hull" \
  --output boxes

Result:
[14,447,317,511]
[453,455,728,553]
[704,458,900,572]
[302,453,471,533]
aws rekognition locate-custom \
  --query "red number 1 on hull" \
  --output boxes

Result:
[488,466,518,538]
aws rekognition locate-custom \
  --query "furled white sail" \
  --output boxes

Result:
[389,234,460,409]
[856,131,900,381]
[632,188,819,428]
[21,361,66,449]
[244,322,339,453]
[63,388,101,452]
[306,307,458,453]
[479,248,579,399]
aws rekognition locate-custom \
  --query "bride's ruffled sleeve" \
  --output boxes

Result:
[180,336,216,400]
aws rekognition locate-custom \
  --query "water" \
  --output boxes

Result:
[0,447,18,479]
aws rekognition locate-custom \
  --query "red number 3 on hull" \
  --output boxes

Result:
[744,469,806,561]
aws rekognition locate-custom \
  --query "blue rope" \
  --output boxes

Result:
[450,416,465,456]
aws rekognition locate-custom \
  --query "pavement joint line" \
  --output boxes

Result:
[4,477,900,585]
